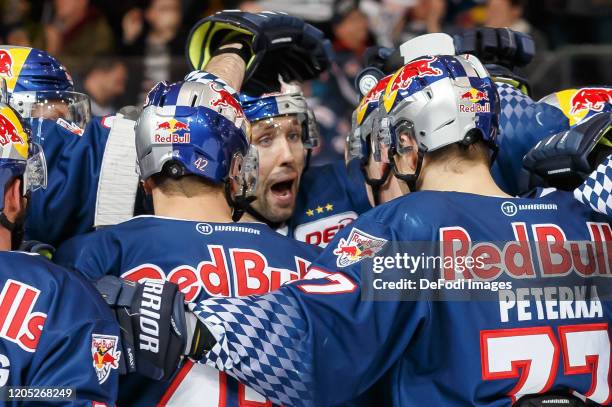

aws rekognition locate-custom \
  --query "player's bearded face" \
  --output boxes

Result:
[250,115,305,223]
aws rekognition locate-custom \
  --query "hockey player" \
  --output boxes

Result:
[0,45,137,247]
[172,54,612,406]
[0,101,121,406]
[55,15,324,405]
[234,86,375,247]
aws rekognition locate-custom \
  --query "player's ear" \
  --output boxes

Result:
[142,179,153,195]
[3,177,23,221]
[396,133,419,173]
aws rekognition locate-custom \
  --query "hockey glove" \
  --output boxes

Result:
[94,275,187,381]
[186,10,333,94]
[521,111,612,191]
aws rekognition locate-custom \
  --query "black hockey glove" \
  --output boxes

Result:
[94,275,188,380]
[186,10,333,95]
[521,111,612,191]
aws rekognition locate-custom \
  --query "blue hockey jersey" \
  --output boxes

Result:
[492,83,569,195]
[0,251,120,406]
[191,190,612,406]
[289,159,372,247]
[26,116,113,246]
[55,216,321,406]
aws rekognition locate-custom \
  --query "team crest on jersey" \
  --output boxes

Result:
[333,228,387,267]
[92,334,121,384]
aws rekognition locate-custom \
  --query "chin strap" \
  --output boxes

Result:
[390,148,424,193]
[361,160,392,206]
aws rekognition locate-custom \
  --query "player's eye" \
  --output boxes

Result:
[256,134,273,147]
[287,131,301,142]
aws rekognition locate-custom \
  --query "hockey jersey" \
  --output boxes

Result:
[55,216,320,406]
[191,190,612,406]
[492,83,569,195]
[25,116,113,246]
[0,251,120,406]
[288,158,372,247]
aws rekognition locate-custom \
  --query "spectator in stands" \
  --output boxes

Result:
[309,0,374,164]
[121,0,187,104]
[82,58,128,116]
[396,0,447,44]
[45,0,114,58]
[485,0,548,51]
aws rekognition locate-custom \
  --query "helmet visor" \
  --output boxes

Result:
[346,110,363,161]
[23,142,47,194]
[230,145,259,199]
[11,90,91,130]
[304,107,320,149]
[372,108,392,163]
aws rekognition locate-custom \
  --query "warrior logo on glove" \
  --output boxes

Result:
[91,334,121,384]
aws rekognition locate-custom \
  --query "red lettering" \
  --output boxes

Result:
[440,227,471,280]
[323,225,340,244]
[504,223,535,278]
[471,243,501,279]
[20,313,45,351]
[587,223,612,275]
[199,246,230,296]
[0,280,47,352]
[168,266,200,302]
[533,224,572,276]
[122,264,165,283]
[305,231,321,246]
[6,287,37,340]
[232,249,268,296]
[570,241,597,276]
[0,281,19,330]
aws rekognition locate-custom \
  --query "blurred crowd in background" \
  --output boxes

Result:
[1,0,610,164]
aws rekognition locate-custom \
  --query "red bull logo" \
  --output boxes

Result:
[460,88,488,102]
[459,87,491,113]
[209,84,245,120]
[0,50,13,78]
[570,88,612,114]
[388,57,443,94]
[333,228,387,267]
[0,113,25,147]
[153,119,190,144]
[91,334,121,384]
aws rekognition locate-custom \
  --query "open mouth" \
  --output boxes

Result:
[270,179,295,204]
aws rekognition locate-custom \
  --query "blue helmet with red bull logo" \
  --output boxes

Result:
[0,101,47,211]
[0,46,91,139]
[378,54,499,189]
[239,86,319,150]
[135,79,258,206]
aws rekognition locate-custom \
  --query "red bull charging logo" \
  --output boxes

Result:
[0,50,13,78]
[384,57,443,111]
[91,334,121,384]
[209,83,245,120]
[390,57,442,91]
[459,87,490,113]
[0,113,25,147]
[570,88,611,115]
[154,118,190,143]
